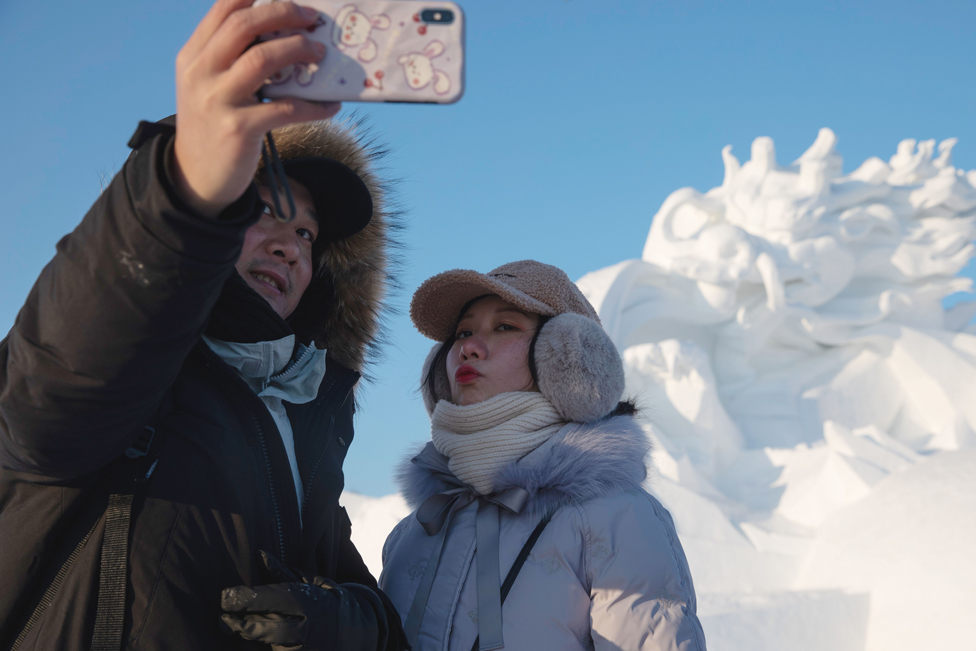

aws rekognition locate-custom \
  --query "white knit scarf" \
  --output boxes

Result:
[431,392,566,496]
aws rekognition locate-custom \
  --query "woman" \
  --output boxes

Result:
[379,260,706,651]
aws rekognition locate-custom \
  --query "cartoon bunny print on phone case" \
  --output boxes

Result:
[268,62,318,86]
[255,0,464,104]
[332,4,391,63]
[264,7,324,87]
[397,40,451,95]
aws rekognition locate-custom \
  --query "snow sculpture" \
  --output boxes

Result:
[577,128,976,650]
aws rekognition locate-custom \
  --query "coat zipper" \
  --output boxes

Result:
[198,343,358,566]
[199,345,290,565]
[238,343,316,565]
[248,409,287,564]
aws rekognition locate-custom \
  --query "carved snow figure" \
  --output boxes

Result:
[573,128,976,651]
[397,40,451,95]
[332,4,390,63]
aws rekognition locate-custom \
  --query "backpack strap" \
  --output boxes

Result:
[90,426,164,651]
[7,422,168,651]
[469,510,554,651]
[7,485,109,651]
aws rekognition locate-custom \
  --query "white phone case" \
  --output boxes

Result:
[254,0,465,103]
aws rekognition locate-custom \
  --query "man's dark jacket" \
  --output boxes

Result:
[0,122,398,650]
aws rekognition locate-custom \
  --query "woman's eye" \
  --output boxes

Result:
[496,323,516,331]
[297,228,315,243]
[455,330,472,339]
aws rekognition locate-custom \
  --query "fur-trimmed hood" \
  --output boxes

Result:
[397,414,651,519]
[260,118,400,374]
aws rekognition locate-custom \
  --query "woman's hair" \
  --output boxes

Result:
[423,295,550,400]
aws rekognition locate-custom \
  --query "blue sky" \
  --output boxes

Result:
[1,0,974,495]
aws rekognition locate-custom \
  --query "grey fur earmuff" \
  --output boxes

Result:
[533,313,625,423]
[420,313,625,423]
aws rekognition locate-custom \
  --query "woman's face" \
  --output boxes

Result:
[446,295,541,406]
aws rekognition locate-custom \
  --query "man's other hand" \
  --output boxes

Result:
[219,551,383,651]
[172,0,341,218]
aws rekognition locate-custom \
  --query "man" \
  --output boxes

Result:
[0,1,403,649]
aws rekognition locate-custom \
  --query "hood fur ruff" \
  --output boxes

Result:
[261,117,402,375]
[397,414,652,520]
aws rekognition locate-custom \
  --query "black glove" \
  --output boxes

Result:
[220,550,387,651]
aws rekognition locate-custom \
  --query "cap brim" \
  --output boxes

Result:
[281,157,372,241]
[410,269,556,341]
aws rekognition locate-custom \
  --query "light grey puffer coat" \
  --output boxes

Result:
[379,414,707,651]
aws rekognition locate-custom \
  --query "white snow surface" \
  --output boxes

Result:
[343,129,976,650]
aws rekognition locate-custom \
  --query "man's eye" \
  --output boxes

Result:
[260,202,274,217]
[297,228,315,243]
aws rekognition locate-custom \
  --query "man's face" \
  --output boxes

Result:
[235,178,319,319]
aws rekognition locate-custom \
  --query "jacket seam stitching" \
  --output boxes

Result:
[575,504,592,592]
[637,488,705,648]
[637,488,690,594]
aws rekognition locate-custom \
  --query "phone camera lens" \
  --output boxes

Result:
[420,9,454,24]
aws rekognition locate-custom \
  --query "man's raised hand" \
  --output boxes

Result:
[172,0,340,218]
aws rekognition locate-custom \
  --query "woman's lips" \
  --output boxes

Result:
[455,365,481,384]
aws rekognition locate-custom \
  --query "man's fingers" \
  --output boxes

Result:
[220,583,307,615]
[201,1,322,74]
[171,0,339,216]
[221,34,324,100]
[220,585,261,612]
[241,99,341,136]
[180,0,257,64]
[219,613,306,645]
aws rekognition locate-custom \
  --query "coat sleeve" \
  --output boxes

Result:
[0,122,258,478]
[336,507,410,650]
[584,490,707,651]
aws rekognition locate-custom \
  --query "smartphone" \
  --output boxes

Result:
[254,0,465,104]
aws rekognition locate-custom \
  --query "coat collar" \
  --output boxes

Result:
[202,335,328,405]
[399,415,651,520]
